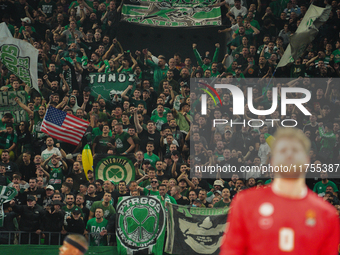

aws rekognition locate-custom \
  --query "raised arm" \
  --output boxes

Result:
[134,108,143,133]
[192,43,203,67]
[14,97,33,116]
[121,85,133,101]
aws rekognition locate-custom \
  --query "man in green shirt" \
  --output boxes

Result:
[86,208,108,246]
[145,53,168,91]
[139,178,160,195]
[331,40,340,63]
[62,194,84,226]
[214,188,231,208]
[192,43,220,72]
[92,124,115,155]
[91,119,112,141]
[89,192,116,220]
[318,123,336,160]
[158,184,177,206]
[114,123,135,155]
[173,103,192,134]
[313,171,339,197]
[43,154,67,191]
[151,104,168,131]
[0,124,17,160]
[137,168,161,188]
[144,142,160,168]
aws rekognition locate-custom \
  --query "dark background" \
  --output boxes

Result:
[117,21,227,61]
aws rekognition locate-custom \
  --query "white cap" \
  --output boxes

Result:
[21,17,31,24]
[46,185,55,190]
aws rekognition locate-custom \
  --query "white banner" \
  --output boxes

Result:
[0,22,39,92]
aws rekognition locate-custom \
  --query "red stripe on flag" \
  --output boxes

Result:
[42,122,84,141]
[41,113,89,145]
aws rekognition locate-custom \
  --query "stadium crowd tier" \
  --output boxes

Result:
[0,0,340,249]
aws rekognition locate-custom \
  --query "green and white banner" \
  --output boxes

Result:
[0,185,17,227]
[165,203,228,255]
[0,91,28,123]
[116,196,166,255]
[89,73,135,103]
[122,0,221,27]
[0,23,39,93]
[94,154,135,185]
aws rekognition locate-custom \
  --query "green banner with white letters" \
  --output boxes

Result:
[89,73,135,104]
[116,196,166,255]
[122,0,221,27]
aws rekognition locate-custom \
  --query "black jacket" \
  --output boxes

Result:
[12,204,44,232]
[43,209,64,232]
[65,216,85,235]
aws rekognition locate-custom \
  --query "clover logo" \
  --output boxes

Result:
[117,197,165,250]
[126,208,156,241]
[107,167,123,180]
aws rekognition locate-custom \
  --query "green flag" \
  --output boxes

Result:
[89,73,135,104]
[0,185,18,227]
[122,0,221,27]
[277,4,331,67]
[0,22,40,93]
[94,154,135,186]
[116,196,166,255]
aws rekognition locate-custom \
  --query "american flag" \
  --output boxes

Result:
[41,107,89,145]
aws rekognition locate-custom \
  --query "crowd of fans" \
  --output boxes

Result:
[0,0,339,248]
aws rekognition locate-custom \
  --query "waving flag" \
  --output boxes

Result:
[277,4,331,67]
[0,22,39,93]
[41,106,89,145]
[121,0,221,27]
[0,186,17,227]
[116,196,166,255]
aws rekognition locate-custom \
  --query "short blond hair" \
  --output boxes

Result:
[272,128,311,154]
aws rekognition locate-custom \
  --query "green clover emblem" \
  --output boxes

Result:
[126,208,156,240]
[108,167,123,179]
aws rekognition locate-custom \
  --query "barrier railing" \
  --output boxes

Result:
[0,231,115,246]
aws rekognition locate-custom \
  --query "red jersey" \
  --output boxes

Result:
[220,187,339,255]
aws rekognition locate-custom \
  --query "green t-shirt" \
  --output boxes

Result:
[0,120,6,131]
[141,188,160,196]
[332,49,340,63]
[180,188,189,198]
[160,194,177,211]
[86,218,108,246]
[90,201,116,220]
[19,26,36,34]
[150,114,167,131]
[115,131,131,154]
[213,200,231,208]
[91,127,112,141]
[143,153,160,168]
[313,181,339,197]
[265,179,272,185]
[120,67,133,74]
[0,132,17,149]
[48,167,63,190]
